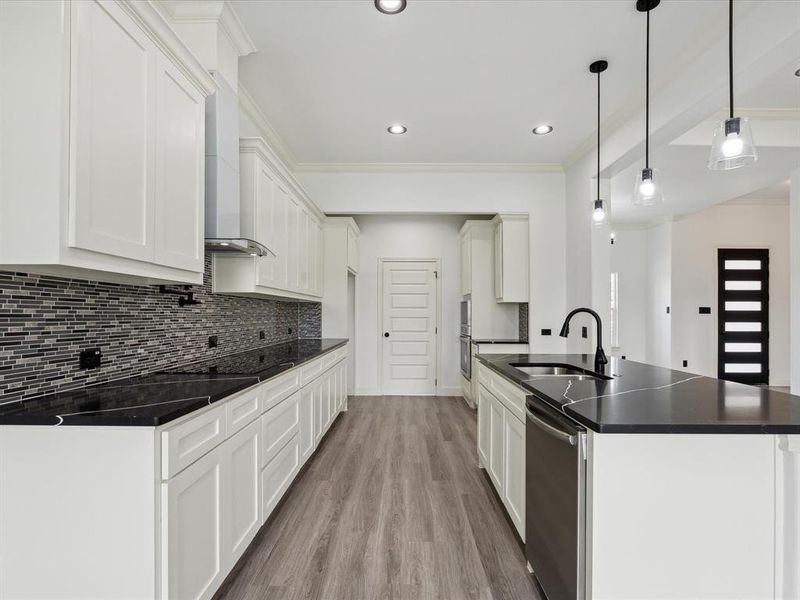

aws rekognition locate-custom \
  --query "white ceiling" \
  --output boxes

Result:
[233,0,735,166]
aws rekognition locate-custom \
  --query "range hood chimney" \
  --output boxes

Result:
[204,73,273,257]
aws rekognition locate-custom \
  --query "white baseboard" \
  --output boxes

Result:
[768,379,790,388]
[354,387,380,396]
[437,386,462,396]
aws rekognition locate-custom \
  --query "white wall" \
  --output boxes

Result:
[671,202,790,385]
[298,169,568,354]
[351,215,464,395]
[792,168,800,393]
[610,229,648,361]
[645,222,672,368]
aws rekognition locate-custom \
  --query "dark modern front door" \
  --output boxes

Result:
[717,248,769,385]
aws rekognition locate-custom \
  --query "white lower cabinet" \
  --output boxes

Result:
[477,366,526,541]
[488,390,505,493]
[225,420,261,567]
[261,432,300,521]
[161,344,348,600]
[502,410,525,538]
[162,446,225,600]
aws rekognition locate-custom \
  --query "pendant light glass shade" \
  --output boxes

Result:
[632,167,664,206]
[708,116,757,170]
[592,199,608,228]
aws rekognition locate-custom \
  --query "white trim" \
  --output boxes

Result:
[294,162,563,174]
[120,1,216,96]
[157,0,256,56]
[238,84,299,171]
[238,137,325,221]
[377,258,442,397]
[437,386,462,397]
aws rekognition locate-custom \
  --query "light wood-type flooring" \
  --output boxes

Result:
[214,396,542,600]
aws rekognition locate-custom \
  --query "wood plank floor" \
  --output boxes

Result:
[214,396,542,600]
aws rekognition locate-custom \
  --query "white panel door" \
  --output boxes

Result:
[71,0,154,262]
[224,420,261,569]
[154,54,204,271]
[381,261,438,395]
[162,446,225,600]
[503,409,525,540]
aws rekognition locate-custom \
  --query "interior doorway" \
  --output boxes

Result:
[717,248,769,384]
[379,259,440,395]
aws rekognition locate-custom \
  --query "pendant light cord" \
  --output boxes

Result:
[645,8,650,168]
[597,68,601,201]
[729,0,734,119]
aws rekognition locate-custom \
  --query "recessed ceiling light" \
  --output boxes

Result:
[387,124,407,135]
[375,0,406,14]
[532,124,553,135]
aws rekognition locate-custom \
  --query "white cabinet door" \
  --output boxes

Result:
[347,228,359,273]
[286,195,300,290]
[461,230,472,295]
[488,389,505,493]
[477,385,490,468]
[314,375,326,444]
[494,223,503,299]
[162,446,225,600]
[299,381,316,463]
[299,208,309,292]
[310,217,322,296]
[503,410,525,540]
[255,162,276,286]
[153,54,204,271]
[224,420,261,568]
[261,433,300,523]
[70,0,154,262]
[272,183,289,288]
[329,366,338,423]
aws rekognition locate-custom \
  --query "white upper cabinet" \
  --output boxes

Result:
[0,0,215,285]
[493,213,529,303]
[212,137,325,301]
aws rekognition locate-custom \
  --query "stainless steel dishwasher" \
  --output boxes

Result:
[525,395,587,600]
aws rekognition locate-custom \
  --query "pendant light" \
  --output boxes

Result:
[632,0,664,207]
[590,59,609,227]
[708,0,757,170]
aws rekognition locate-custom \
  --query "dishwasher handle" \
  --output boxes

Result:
[526,407,578,446]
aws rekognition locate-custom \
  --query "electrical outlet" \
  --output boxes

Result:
[208,335,218,348]
[683,360,688,367]
[259,330,265,340]
[79,348,102,370]
[581,326,588,339]
[699,307,711,314]
[621,355,627,360]
[666,306,670,314]
[541,328,551,336]
[288,327,293,335]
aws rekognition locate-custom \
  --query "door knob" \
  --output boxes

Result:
[384,332,390,338]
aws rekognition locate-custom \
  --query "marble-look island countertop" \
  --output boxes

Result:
[0,339,348,426]
[476,353,800,433]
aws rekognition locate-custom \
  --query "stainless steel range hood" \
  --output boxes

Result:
[204,72,274,258]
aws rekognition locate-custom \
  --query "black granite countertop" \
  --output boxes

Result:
[470,339,529,345]
[0,339,348,427]
[476,353,800,433]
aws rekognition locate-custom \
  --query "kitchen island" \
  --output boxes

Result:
[475,352,800,600]
[0,339,349,600]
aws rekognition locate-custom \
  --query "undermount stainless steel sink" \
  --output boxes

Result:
[509,363,608,380]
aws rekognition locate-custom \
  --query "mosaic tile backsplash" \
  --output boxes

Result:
[519,303,529,343]
[0,257,321,402]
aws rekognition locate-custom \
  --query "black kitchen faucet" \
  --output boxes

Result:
[559,307,608,374]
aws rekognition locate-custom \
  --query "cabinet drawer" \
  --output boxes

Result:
[322,346,347,371]
[489,371,527,422]
[260,369,301,412]
[300,357,325,385]
[226,390,261,437]
[261,391,300,468]
[261,432,300,523]
[161,404,227,480]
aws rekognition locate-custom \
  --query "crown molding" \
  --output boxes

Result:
[238,84,298,171]
[158,0,256,56]
[293,162,563,174]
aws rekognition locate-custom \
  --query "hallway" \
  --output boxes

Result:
[214,396,540,600]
